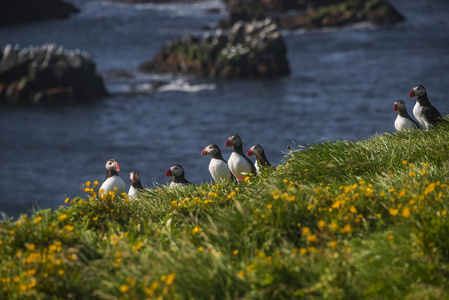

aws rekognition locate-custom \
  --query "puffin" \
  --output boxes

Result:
[247,144,272,173]
[128,171,144,200]
[409,85,443,129]
[201,144,234,183]
[393,100,421,131]
[225,135,256,182]
[99,159,126,197]
[165,164,191,187]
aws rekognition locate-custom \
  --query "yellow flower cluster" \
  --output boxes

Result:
[1,240,78,296]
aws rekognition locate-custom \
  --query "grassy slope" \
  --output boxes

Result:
[1,122,449,299]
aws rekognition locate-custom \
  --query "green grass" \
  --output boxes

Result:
[2,122,449,299]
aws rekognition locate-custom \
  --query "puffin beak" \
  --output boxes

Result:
[225,138,232,147]
[393,103,398,112]
[165,169,172,177]
[115,162,121,172]
[247,149,254,156]
[409,89,415,98]
[131,173,135,183]
[201,149,208,156]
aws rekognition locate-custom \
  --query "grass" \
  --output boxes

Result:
[1,122,449,299]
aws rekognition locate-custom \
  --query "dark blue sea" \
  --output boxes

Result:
[1,0,448,219]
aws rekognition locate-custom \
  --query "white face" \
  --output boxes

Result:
[228,135,242,147]
[412,85,426,97]
[105,159,118,171]
[170,165,184,177]
[395,100,406,110]
[205,144,219,156]
[250,144,263,156]
[130,171,140,182]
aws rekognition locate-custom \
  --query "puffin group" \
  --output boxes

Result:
[98,85,445,199]
[394,85,444,131]
[97,135,272,199]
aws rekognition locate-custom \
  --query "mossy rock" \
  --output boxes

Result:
[140,18,290,79]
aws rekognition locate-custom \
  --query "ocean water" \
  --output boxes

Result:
[1,0,448,219]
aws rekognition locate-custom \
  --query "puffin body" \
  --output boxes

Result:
[393,100,421,131]
[201,144,234,183]
[225,135,256,182]
[247,144,272,173]
[99,159,126,197]
[166,165,191,187]
[409,85,443,129]
[128,171,143,200]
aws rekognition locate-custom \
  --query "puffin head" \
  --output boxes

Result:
[225,135,242,148]
[166,165,185,177]
[393,100,406,112]
[105,159,120,172]
[409,85,426,98]
[201,144,220,156]
[130,171,140,183]
[247,144,264,157]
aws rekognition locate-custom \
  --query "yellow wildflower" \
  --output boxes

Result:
[120,285,129,293]
[307,234,318,243]
[389,208,399,216]
[318,220,326,231]
[166,274,176,285]
[341,224,352,234]
[63,225,74,232]
[192,226,202,234]
[402,207,410,218]
[302,227,311,235]
[34,216,42,223]
[59,214,67,221]
[329,240,338,248]
[233,249,239,255]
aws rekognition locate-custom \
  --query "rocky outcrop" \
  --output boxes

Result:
[219,0,404,29]
[0,0,79,28]
[281,0,404,29]
[0,44,109,106]
[140,18,290,79]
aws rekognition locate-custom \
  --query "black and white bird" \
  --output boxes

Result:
[128,171,144,200]
[99,159,126,197]
[165,164,191,187]
[247,144,272,173]
[225,135,256,182]
[409,85,443,129]
[201,144,234,183]
[393,100,421,131]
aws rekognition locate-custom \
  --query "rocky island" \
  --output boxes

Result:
[139,18,290,79]
[0,0,79,28]
[0,44,108,106]
[219,0,405,29]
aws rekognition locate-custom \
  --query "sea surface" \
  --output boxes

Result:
[1,0,448,219]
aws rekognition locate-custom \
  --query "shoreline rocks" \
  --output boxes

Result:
[140,18,290,79]
[0,0,79,28]
[219,0,405,29]
[0,44,109,106]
